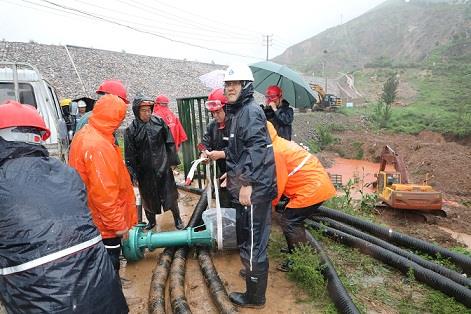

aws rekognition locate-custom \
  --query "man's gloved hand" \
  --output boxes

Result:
[275,195,290,213]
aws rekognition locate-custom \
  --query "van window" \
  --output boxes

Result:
[0,82,37,107]
[47,84,61,119]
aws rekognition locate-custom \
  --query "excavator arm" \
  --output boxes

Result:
[379,145,409,184]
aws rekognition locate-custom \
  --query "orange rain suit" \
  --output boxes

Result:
[268,122,336,208]
[69,94,137,239]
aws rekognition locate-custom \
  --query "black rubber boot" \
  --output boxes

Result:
[144,210,156,230]
[172,206,184,230]
[229,272,267,309]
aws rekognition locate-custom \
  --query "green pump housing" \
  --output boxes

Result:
[122,223,214,262]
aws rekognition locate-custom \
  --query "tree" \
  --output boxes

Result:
[373,74,398,128]
[381,74,399,106]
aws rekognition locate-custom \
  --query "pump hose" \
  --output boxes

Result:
[306,220,471,308]
[305,231,360,314]
[176,183,204,195]
[169,247,191,314]
[198,249,237,314]
[315,206,471,276]
[312,216,471,289]
[168,191,209,314]
[148,191,208,313]
[149,247,176,314]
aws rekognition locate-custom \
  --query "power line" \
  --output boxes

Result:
[148,0,266,38]
[54,0,259,44]
[28,0,264,60]
[116,0,258,41]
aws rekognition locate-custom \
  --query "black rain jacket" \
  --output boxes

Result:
[264,99,294,140]
[201,114,231,175]
[0,139,127,314]
[125,97,180,214]
[226,83,277,204]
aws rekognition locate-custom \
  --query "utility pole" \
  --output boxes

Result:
[323,50,328,93]
[262,34,273,60]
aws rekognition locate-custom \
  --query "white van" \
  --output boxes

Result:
[0,62,69,161]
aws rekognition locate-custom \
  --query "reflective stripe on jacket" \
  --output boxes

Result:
[268,122,336,208]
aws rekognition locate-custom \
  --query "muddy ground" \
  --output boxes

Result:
[294,111,471,248]
[121,191,314,314]
[120,111,471,314]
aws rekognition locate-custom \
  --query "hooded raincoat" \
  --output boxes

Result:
[153,104,188,150]
[0,139,127,313]
[268,122,336,208]
[125,97,180,215]
[69,94,137,239]
[226,82,276,281]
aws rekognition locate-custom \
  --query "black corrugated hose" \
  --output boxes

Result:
[149,247,176,314]
[305,232,360,314]
[169,247,192,314]
[315,206,471,276]
[148,191,208,313]
[312,216,471,289]
[307,220,471,308]
[168,191,209,314]
[176,183,204,195]
[197,249,237,313]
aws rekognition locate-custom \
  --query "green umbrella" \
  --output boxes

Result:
[249,61,316,108]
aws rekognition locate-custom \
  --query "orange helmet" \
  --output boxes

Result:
[155,95,170,105]
[206,88,227,112]
[96,80,129,104]
[0,100,51,143]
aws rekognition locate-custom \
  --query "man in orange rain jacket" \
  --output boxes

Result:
[153,94,188,151]
[69,94,137,275]
[267,122,336,271]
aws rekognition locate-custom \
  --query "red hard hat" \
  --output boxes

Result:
[155,95,170,105]
[266,85,282,98]
[0,100,51,140]
[208,88,227,104]
[96,80,129,104]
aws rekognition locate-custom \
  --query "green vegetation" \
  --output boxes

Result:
[356,38,471,138]
[307,125,338,153]
[268,176,470,312]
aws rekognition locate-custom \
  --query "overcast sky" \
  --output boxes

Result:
[1,0,385,65]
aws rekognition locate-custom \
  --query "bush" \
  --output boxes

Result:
[288,244,326,299]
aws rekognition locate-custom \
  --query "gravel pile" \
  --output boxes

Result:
[1,41,223,124]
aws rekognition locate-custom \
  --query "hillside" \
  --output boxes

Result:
[274,0,471,74]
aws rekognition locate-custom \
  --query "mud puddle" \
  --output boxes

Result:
[437,226,471,249]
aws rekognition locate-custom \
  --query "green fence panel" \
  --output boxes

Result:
[177,96,210,189]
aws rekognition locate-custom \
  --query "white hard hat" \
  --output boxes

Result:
[224,63,254,82]
[77,100,87,108]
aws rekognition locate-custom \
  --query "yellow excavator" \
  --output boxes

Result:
[310,83,343,111]
[376,145,443,212]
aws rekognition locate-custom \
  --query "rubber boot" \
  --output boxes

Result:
[229,272,267,309]
[172,206,184,230]
[144,210,156,230]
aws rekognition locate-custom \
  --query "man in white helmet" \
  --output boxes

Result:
[223,64,277,309]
